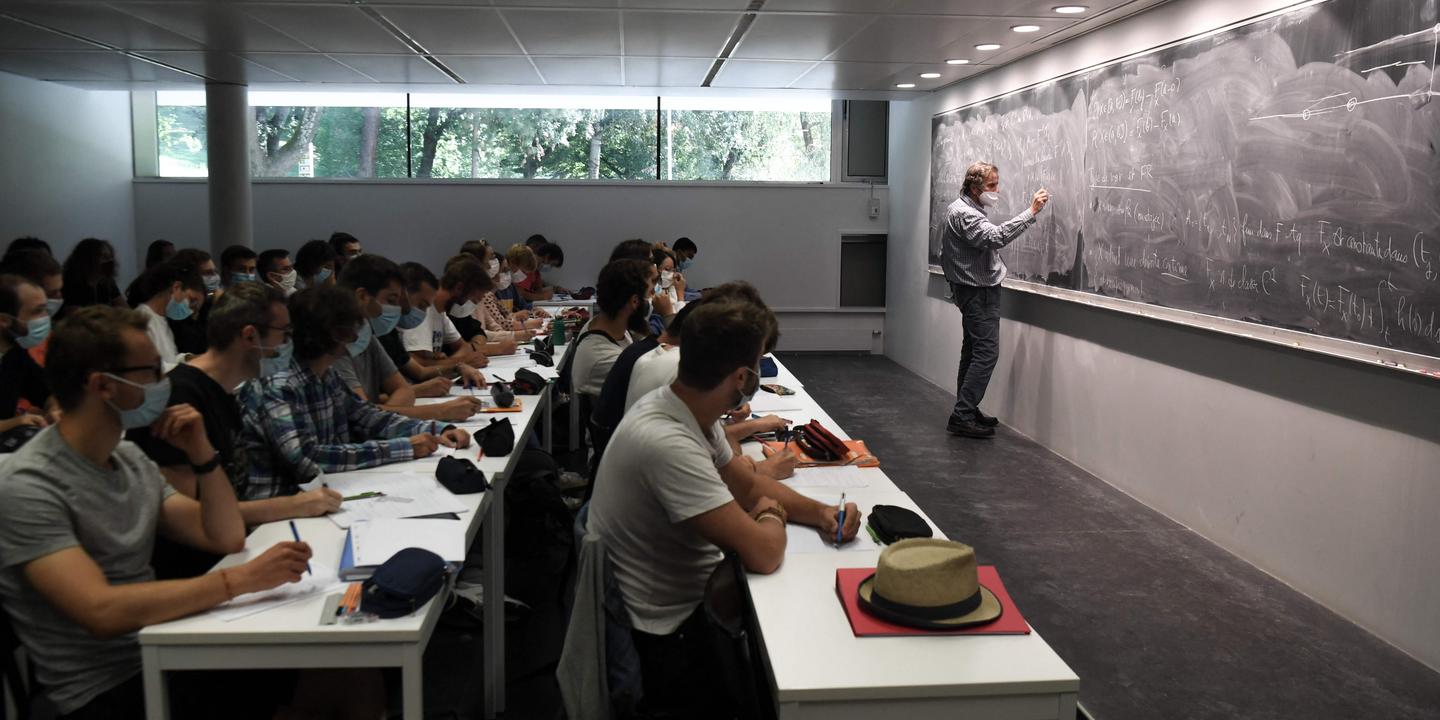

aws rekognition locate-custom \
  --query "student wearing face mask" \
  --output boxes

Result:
[384,263,487,393]
[166,249,222,358]
[258,249,298,297]
[294,239,339,290]
[940,161,1049,439]
[0,275,55,438]
[673,237,701,301]
[329,232,363,273]
[0,250,64,367]
[569,259,652,398]
[238,286,471,501]
[587,300,860,719]
[134,259,207,371]
[477,254,543,343]
[220,245,259,288]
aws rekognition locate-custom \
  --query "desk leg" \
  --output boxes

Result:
[542,385,553,454]
[401,645,424,720]
[141,646,170,720]
[483,475,507,718]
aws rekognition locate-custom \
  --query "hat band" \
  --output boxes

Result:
[869,587,982,621]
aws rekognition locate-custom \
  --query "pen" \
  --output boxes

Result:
[836,493,846,547]
[343,491,384,501]
[289,520,312,576]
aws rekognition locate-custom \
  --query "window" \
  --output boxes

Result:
[152,92,832,183]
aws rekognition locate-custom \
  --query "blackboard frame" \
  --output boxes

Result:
[925,0,1440,379]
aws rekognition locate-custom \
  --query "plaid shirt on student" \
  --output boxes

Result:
[939,194,1037,288]
[237,361,444,500]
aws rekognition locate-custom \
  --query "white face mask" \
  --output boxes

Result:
[979,191,1000,207]
[510,270,527,284]
[659,270,675,289]
[275,269,297,291]
[487,258,501,277]
[449,299,478,318]
[496,273,512,291]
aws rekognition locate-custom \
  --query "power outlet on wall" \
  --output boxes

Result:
[868,198,881,219]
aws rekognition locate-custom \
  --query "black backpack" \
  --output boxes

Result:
[504,449,577,608]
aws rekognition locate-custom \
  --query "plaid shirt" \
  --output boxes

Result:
[237,361,443,500]
[939,194,1037,287]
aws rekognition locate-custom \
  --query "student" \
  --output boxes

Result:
[134,260,207,371]
[673,237,701,301]
[498,245,537,312]
[294,239,339,290]
[509,243,554,303]
[144,239,175,270]
[167,248,221,357]
[384,262,488,391]
[238,286,471,499]
[219,245,258,287]
[525,233,548,251]
[570,259,650,398]
[257,248,297,296]
[0,305,308,719]
[3,236,52,261]
[401,255,508,369]
[534,241,570,295]
[609,238,653,263]
[333,255,485,424]
[0,275,53,437]
[329,231,362,269]
[60,238,125,312]
[478,254,541,343]
[649,246,685,336]
[587,300,856,719]
[0,249,64,319]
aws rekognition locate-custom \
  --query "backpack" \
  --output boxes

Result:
[504,449,577,608]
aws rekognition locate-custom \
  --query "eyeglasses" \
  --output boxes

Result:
[107,363,164,383]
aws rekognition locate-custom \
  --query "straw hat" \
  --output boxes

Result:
[857,538,1002,629]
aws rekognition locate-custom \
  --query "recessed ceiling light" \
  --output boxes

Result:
[946,58,971,65]
[1012,25,1041,33]
[1053,5,1088,13]
[919,72,942,79]
[975,43,1002,51]
[895,83,916,89]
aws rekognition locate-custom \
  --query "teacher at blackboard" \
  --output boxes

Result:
[940,161,1049,439]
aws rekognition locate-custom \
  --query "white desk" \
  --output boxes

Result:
[140,345,571,720]
[743,358,1080,720]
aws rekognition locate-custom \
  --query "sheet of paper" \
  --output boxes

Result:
[783,492,878,555]
[351,518,467,565]
[781,465,874,488]
[325,475,470,528]
[445,385,493,398]
[208,539,344,622]
[749,391,808,413]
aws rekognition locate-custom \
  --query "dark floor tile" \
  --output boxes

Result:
[777,352,1440,720]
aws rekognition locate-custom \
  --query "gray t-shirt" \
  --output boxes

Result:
[333,336,399,402]
[0,426,177,714]
[571,328,632,397]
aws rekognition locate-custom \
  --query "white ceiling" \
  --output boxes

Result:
[0,0,1172,93]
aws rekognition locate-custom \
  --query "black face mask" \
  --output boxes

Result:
[627,300,651,334]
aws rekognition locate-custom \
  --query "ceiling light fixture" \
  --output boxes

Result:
[975,43,1001,51]
[946,58,971,65]
[896,83,916,88]
[920,72,942,79]
[1053,5,1088,14]
[1012,25,1041,33]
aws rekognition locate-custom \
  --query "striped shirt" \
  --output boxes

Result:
[237,361,444,500]
[939,194,1037,287]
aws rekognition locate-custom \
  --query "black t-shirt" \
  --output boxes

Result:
[61,278,121,312]
[379,330,411,373]
[169,294,213,356]
[0,346,50,419]
[128,364,249,578]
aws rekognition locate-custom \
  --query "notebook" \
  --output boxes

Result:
[339,518,467,581]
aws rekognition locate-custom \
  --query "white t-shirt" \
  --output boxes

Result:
[570,327,632,397]
[587,385,735,634]
[137,303,180,371]
[625,344,681,413]
[401,305,462,355]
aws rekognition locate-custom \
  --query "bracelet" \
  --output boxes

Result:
[755,508,786,524]
[756,513,785,527]
[190,453,221,476]
[219,568,235,600]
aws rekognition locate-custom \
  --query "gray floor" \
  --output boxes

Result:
[778,353,1440,720]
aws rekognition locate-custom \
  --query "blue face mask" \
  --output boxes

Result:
[259,339,293,377]
[203,273,221,293]
[165,295,193,321]
[677,258,694,272]
[231,272,258,285]
[397,306,426,331]
[316,267,333,284]
[370,303,402,337]
[105,375,171,429]
[45,298,63,316]
[346,320,372,357]
[12,315,51,350]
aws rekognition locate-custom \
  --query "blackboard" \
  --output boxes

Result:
[929,0,1440,366]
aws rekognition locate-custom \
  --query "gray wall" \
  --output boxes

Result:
[886,0,1440,671]
[0,71,136,273]
[133,179,889,350]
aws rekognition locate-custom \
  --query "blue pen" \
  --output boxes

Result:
[289,520,312,576]
[835,493,846,547]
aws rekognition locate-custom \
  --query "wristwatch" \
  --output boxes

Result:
[190,453,221,475]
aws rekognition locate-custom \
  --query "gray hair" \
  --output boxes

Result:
[962,161,998,196]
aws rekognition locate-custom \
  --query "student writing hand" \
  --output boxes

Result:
[457,364,486,389]
[726,403,752,421]
[493,338,519,356]
[436,397,482,422]
[818,502,862,544]
[414,376,451,398]
[752,414,790,434]
[513,310,530,322]
[438,427,471,449]
[410,433,440,458]
[151,404,216,466]
[1030,188,1050,215]
[757,448,799,480]
[232,541,313,594]
[652,293,674,318]
[291,488,343,517]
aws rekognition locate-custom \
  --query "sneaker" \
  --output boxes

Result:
[946,419,995,438]
[974,409,999,428]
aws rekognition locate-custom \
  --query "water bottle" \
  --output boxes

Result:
[551,316,567,346]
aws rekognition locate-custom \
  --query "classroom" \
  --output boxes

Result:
[0,0,1437,718]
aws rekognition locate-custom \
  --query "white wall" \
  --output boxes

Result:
[0,72,136,273]
[133,179,889,351]
[886,0,1440,671]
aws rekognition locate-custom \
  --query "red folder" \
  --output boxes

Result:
[835,566,1032,637]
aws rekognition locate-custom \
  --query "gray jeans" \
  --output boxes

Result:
[950,283,1001,422]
